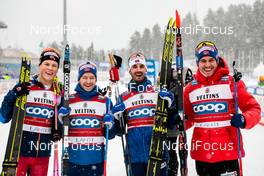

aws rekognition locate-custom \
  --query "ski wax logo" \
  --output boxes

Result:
[26,107,54,118]
[193,102,228,115]
[128,107,156,117]
[70,118,100,128]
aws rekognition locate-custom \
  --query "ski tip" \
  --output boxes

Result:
[168,17,174,27]
[21,52,27,57]
[21,52,31,61]
[232,60,236,67]
[64,44,70,60]
[176,10,181,28]
[65,44,70,51]
[108,53,115,67]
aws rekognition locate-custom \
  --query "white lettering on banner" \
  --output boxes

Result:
[189,84,233,103]
[194,120,231,128]
[70,118,100,127]
[68,136,104,144]
[26,107,54,118]
[128,108,156,117]
[23,124,52,134]
[193,103,226,113]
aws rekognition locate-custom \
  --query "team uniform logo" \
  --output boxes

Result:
[70,117,101,128]
[26,106,54,119]
[128,107,156,118]
[193,102,228,115]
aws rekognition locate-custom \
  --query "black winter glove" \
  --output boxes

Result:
[233,70,242,82]
[231,113,246,128]
[167,111,182,129]
[52,128,62,142]
[13,82,31,96]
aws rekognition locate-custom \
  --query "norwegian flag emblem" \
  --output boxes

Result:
[203,50,210,55]
[135,59,140,63]
[85,68,90,72]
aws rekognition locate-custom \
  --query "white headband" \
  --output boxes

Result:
[129,56,147,70]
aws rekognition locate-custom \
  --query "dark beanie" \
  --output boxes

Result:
[39,48,60,66]
[78,61,97,80]
[195,41,219,64]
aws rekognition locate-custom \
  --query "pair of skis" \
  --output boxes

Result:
[1,54,31,176]
[61,44,71,176]
[147,10,188,176]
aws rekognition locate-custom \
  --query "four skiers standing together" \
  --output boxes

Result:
[0,41,261,176]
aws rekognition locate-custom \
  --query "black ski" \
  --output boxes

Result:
[62,44,71,176]
[175,10,188,176]
[147,17,176,176]
[1,54,31,176]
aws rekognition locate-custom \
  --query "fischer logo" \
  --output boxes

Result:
[193,102,227,115]
[71,118,100,127]
[26,107,54,118]
[128,108,156,117]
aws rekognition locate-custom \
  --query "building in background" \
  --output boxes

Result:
[0,48,38,79]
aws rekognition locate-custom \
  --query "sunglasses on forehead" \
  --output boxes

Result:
[196,41,217,50]
[129,53,145,61]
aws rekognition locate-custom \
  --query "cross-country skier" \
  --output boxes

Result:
[184,41,261,176]
[58,61,115,176]
[0,48,63,176]
[112,52,177,176]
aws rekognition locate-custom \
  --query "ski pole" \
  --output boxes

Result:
[115,85,133,176]
[232,60,243,176]
[53,142,59,176]
[104,125,109,176]
[53,77,60,176]
[108,53,132,176]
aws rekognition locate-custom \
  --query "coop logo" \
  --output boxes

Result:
[71,118,100,127]
[26,107,54,118]
[193,102,227,115]
[128,108,156,117]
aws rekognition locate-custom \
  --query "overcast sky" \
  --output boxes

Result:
[0,0,256,54]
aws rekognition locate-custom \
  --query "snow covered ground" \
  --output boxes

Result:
[0,80,264,175]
